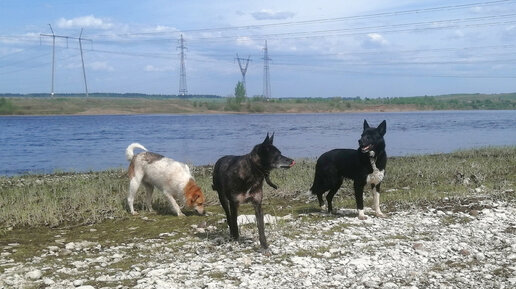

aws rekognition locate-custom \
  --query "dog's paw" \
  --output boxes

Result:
[131,211,139,216]
[357,209,367,220]
[177,213,186,217]
[320,204,327,212]
[376,212,387,218]
[260,247,272,256]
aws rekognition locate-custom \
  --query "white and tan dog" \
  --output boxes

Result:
[125,143,205,216]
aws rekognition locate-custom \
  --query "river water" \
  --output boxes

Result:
[1,110,515,175]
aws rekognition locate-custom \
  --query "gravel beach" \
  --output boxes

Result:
[1,193,515,289]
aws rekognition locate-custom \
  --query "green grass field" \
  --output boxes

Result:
[1,147,514,230]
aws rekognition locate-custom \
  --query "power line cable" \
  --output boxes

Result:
[193,14,516,41]
[86,0,516,37]
[83,13,516,43]
[0,51,80,75]
[1,52,51,67]
[274,63,516,78]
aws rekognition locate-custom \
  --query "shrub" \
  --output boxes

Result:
[0,98,16,114]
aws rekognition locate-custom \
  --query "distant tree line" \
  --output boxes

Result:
[265,93,516,110]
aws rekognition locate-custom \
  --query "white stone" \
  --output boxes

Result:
[475,253,486,261]
[382,282,398,289]
[43,278,55,285]
[25,269,42,280]
[237,214,278,225]
[47,246,60,252]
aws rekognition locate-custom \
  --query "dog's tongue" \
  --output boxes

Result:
[362,145,372,152]
[290,160,296,167]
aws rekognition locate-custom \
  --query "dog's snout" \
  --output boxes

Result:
[278,156,295,168]
[195,206,206,216]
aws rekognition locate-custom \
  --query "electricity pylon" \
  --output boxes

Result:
[236,54,251,96]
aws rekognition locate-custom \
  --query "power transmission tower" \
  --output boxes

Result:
[78,28,91,97]
[40,25,91,97]
[178,34,188,96]
[235,54,251,96]
[262,40,271,99]
[40,24,58,96]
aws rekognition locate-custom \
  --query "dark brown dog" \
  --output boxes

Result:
[212,133,294,249]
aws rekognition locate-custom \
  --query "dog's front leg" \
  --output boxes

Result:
[163,191,185,217]
[354,181,367,220]
[252,199,268,249]
[373,183,386,218]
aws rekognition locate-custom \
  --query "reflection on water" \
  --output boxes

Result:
[1,110,515,175]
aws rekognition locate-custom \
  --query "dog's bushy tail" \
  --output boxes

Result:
[125,143,147,161]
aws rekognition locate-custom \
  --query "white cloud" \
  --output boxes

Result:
[57,15,113,29]
[251,9,295,20]
[0,32,39,45]
[234,36,263,49]
[368,33,388,45]
[505,24,516,34]
[362,33,388,48]
[235,36,253,45]
[144,65,173,72]
[470,6,484,13]
[89,61,114,71]
[0,47,23,57]
[145,25,178,33]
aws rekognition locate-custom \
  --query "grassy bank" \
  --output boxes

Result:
[0,147,514,231]
[1,92,515,115]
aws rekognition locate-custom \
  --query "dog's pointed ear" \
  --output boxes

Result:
[378,120,387,136]
[363,119,370,130]
[263,133,270,145]
[269,132,275,144]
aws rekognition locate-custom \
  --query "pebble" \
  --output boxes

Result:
[25,269,42,280]
[0,198,514,289]
[43,278,55,285]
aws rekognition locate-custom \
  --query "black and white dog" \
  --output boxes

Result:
[212,133,295,249]
[310,120,387,219]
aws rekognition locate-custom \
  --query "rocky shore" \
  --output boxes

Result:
[1,193,515,289]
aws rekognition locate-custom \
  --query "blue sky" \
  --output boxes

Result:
[1,0,515,98]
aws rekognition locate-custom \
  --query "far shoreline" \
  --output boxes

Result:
[1,93,514,116]
[1,106,509,117]
[1,107,419,117]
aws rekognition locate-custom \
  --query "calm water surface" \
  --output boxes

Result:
[0,110,515,175]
